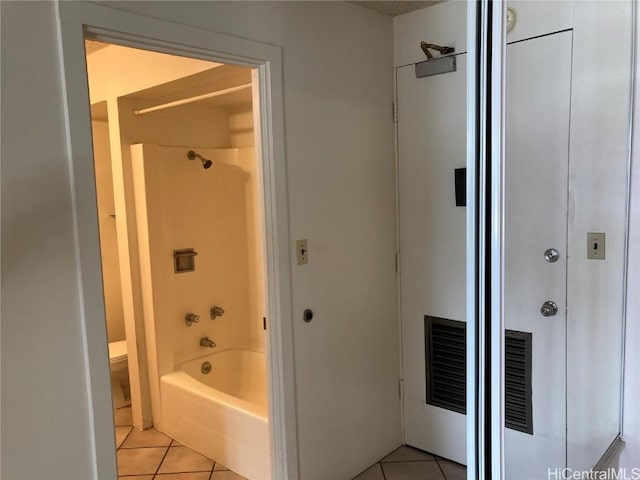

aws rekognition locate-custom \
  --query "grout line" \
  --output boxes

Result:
[117,426,134,451]
[379,462,387,480]
[120,444,173,449]
[151,445,171,479]
[434,457,448,480]
[380,459,439,463]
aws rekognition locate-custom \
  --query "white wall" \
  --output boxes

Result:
[1,2,399,480]
[93,119,127,343]
[566,1,633,470]
[96,4,400,479]
[1,2,100,479]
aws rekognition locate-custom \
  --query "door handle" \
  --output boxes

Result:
[540,301,558,317]
[544,248,559,263]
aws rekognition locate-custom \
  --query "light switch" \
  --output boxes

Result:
[587,232,605,260]
[296,239,308,265]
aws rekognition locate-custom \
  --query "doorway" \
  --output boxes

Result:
[57,3,297,478]
[87,40,271,478]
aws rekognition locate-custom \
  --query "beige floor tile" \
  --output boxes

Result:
[210,471,247,480]
[114,407,133,426]
[157,446,214,474]
[352,463,385,480]
[156,472,212,480]
[382,461,445,480]
[121,427,172,448]
[213,463,230,471]
[117,446,167,476]
[119,476,154,480]
[438,459,466,480]
[115,426,132,449]
[381,446,435,462]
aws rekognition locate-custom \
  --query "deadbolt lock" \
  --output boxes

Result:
[540,301,558,317]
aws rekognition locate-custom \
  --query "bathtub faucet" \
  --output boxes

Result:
[200,337,216,348]
[210,305,225,319]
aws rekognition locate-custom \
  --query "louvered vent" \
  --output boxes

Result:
[505,330,533,434]
[424,317,533,434]
[425,317,467,414]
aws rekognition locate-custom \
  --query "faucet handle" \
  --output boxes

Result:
[210,306,225,319]
[185,312,200,326]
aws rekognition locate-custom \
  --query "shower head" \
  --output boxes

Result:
[187,150,213,169]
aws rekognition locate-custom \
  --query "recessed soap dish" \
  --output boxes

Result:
[174,248,197,273]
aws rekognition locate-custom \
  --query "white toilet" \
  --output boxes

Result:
[108,340,130,409]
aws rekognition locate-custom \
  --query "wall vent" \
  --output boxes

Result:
[425,317,466,414]
[424,316,533,434]
[504,330,533,434]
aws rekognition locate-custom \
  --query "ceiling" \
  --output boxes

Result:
[124,64,253,111]
[85,40,109,55]
[352,1,440,16]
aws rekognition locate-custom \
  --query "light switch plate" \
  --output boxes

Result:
[587,232,605,260]
[296,239,308,265]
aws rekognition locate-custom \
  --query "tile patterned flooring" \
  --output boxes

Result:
[114,407,246,480]
[352,446,466,480]
[115,407,465,480]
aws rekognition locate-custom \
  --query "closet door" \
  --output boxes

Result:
[397,31,572,476]
[503,30,571,479]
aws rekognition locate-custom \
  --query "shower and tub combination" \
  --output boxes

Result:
[130,143,268,479]
[161,348,269,479]
[84,45,268,478]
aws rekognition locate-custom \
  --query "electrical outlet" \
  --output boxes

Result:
[587,232,605,260]
[296,239,308,265]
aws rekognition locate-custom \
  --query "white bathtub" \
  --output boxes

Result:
[159,349,269,479]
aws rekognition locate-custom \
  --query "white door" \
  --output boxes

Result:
[503,31,571,479]
[398,31,572,477]
[397,53,468,465]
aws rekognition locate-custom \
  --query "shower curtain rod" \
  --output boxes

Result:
[134,83,252,115]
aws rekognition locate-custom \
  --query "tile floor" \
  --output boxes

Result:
[352,446,466,480]
[114,406,246,480]
[115,407,464,480]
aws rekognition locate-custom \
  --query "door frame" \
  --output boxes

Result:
[55,3,298,479]
[466,1,507,479]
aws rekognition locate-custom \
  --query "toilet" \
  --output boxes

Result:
[108,340,130,409]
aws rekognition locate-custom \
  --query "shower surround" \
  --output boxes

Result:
[130,144,267,478]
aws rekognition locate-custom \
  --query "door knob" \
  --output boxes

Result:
[540,301,558,317]
[544,248,559,263]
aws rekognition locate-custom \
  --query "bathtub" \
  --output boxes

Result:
[159,349,269,479]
